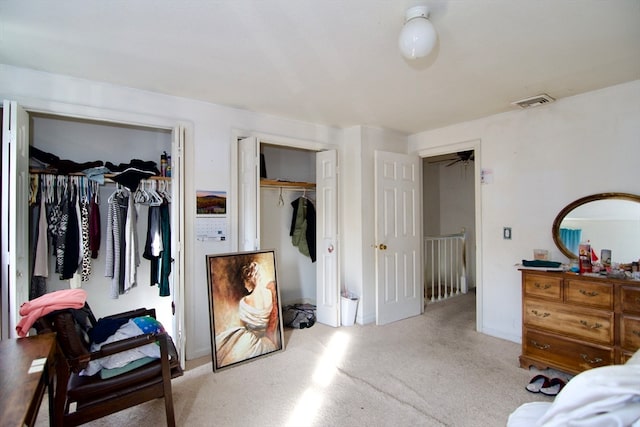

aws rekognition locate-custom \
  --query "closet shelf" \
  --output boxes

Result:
[30,168,171,181]
[260,178,315,189]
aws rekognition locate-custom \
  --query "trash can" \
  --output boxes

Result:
[340,292,359,326]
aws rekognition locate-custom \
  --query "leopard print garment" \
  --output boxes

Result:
[80,197,91,281]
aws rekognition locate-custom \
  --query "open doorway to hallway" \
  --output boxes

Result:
[422,150,477,304]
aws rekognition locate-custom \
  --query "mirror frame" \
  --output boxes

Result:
[552,192,640,259]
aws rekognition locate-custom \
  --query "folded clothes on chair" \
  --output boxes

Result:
[16,289,87,337]
[80,316,165,376]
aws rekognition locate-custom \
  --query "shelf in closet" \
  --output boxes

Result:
[260,178,315,189]
[30,169,171,181]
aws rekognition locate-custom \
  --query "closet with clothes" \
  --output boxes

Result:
[26,113,177,335]
[259,144,317,306]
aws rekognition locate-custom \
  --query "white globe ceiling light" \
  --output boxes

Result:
[398,5,437,60]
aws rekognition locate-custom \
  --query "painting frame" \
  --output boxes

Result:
[206,249,285,372]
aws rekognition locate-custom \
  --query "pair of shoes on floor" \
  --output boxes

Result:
[526,374,566,396]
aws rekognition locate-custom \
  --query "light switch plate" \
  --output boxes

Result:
[503,227,512,240]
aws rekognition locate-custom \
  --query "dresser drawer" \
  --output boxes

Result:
[620,315,640,352]
[621,286,640,314]
[523,299,613,345]
[523,273,562,300]
[565,279,613,309]
[523,328,613,373]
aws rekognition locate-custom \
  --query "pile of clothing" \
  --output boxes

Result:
[30,146,160,190]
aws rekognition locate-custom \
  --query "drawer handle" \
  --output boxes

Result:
[531,310,550,318]
[579,289,599,297]
[580,353,603,365]
[534,282,551,290]
[531,340,550,350]
[633,330,640,337]
[579,320,603,329]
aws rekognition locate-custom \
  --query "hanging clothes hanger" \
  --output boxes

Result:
[278,187,284,206]
[134,180,149,204]
[158,179,172,203]
[148,180,163,206]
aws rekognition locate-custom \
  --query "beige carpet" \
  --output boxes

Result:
[37,291,559,426]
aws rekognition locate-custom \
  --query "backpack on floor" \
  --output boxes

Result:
[283,303,316,329]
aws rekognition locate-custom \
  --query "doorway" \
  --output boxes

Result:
[260,144,317,305]
[1,100,186,361]
[421,147,479,328]
[234,134,340,327]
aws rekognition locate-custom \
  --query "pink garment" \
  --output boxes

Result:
[16,289,87,337]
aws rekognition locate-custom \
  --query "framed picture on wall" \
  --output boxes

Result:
[206,249,285,371]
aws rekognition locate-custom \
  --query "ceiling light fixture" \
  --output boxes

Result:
[398,5,437,60]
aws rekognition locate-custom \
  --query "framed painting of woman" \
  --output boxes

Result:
[206,249,285,371]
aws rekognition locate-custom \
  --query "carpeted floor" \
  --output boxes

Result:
[36,291,562,426]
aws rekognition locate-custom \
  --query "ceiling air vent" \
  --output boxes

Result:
[511,93,555,109]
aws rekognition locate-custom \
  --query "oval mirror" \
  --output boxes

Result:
[552,193,640,261]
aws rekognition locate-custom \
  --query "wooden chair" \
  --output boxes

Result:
[34,304,183,426]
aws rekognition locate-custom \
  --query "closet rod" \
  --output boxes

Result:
[30,169,171,182]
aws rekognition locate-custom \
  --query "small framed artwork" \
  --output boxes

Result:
[206,249,284,371]
[196,190,227,215]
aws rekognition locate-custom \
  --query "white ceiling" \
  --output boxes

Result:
[1,0,639,134]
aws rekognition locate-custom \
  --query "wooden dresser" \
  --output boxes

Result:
[520,269,640,375]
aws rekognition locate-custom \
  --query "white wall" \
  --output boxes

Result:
[0,64,341,359]
[409,80,640,342]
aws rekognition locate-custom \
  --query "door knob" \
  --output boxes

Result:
[376,244,387,250]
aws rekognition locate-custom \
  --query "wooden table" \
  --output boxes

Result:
[0,333,57,427]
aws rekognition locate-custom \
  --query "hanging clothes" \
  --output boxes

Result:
[142,201,171,297]
[158,202,172,297]
[61,182,80,280]
[105,185,142,298]
[123,189,140,293]
[54,179,70,276]
[29,175,47,299]
[143,205,162,286]
[79,186,92,281]
[105,187,128,298]
[289,196,317,262]
[33,184,49,278]
[89,183,101,259]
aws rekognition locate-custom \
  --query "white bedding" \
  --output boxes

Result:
[508,351,640,427]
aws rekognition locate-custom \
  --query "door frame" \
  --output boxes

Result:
[414,139,483,333]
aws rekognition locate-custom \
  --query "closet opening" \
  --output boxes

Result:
[260,144,317,306]
[26,112,179,337]
[236,135,340,327]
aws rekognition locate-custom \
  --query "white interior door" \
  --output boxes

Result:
[1,100,30,339]
[374,150,422,325]
[315,150,339,326]
[171,125,186,366]
[238,137,259,251]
